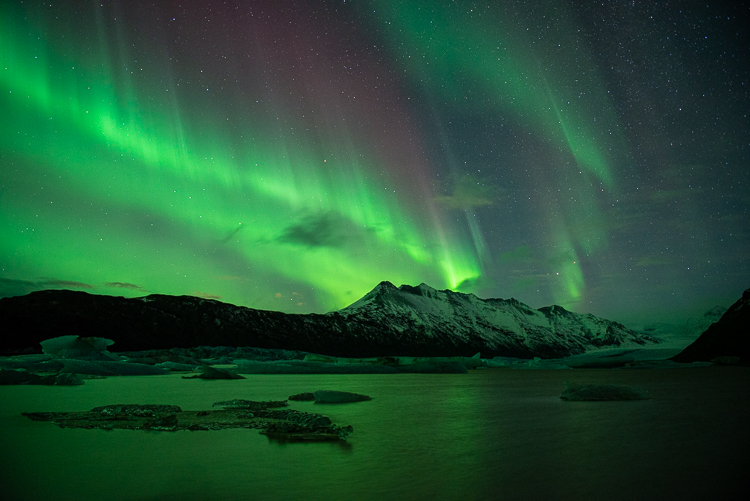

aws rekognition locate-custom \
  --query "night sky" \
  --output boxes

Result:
[1,0,748,326]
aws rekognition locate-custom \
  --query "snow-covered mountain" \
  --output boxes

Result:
[329,281,657,358]
[0,281,657,358]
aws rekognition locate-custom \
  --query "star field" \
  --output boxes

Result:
[1,0,747,325]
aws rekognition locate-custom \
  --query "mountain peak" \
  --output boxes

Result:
[374,281,397,292]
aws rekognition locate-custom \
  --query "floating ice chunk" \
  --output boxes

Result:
[303,353,482,370]
[212,399,287,409]
[484,356,521,368]
[155,362,200,372]
[200,356,234,365]
[182,365,245,379]
[0,356,63,372]
[560,382,649,401]
[40,335,118,361]
[564,354,635,369]
[518,357,572,370]
[484,356,571,369]
[60,359,169,376]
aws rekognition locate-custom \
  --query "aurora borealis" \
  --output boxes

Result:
[1,1,748,324]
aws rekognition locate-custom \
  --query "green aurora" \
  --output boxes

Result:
[1,1,747,322]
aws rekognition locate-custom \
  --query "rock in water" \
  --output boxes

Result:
[289,392,316,401]
[92,404,183,416]
[212,399,288,410]
[559,382,649,401]
[313,390,371,403]
[23,403,352,440]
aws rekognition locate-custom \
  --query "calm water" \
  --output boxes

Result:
[1,367,748,500]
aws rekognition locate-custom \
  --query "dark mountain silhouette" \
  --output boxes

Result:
[672,289,750,364]
[0,282,656,358]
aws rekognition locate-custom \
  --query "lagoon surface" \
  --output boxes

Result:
[1,367,748,500]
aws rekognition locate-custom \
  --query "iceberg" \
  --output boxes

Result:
[483,356,571,369]
[40,335,119,361]
[182,365,245,379]
[0,355,63,373]
[564,353,636,369]
[155,361,200,372]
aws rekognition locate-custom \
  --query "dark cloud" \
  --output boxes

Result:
[278,211,363,248]
[0,277,93,298]
[103,282,148,291]
[193,291,222,300]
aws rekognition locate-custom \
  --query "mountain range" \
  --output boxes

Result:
[0,281,657,358]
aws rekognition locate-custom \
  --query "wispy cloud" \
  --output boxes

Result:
[0,277,41,297]
[38,278,93,289]
[278,211,368,248]
[103,281,148,292]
